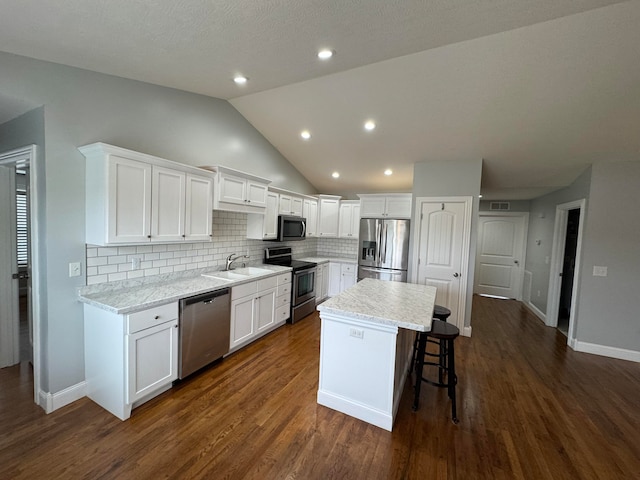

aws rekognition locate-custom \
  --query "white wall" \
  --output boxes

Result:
[575,161,640,352]
[0,51,316,394]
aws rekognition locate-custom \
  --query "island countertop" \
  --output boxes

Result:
[317,278,437,332]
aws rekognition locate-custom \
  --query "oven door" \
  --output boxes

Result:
[293,267,316,305]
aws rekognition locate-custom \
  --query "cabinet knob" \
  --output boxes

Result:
[147,235,152,239]
[154,315,160,319]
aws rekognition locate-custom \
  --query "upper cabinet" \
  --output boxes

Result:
[358,194,412,219]
[278,194,303,217]
[317,195,341,237]
[80,143,213,246]
[302,197,318,238]
[210,166,270,214]
[246,190,279,240]
[338,200,360,239]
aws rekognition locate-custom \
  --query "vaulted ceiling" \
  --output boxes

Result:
[1,0,639,198]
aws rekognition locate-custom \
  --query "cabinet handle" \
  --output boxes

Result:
[154,315,160,319]
[147,235,152,239]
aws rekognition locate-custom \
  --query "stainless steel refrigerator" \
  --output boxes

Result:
[358,218,410,282]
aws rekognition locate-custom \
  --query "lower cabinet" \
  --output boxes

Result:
[328,261,357,297]
[84,302,179,420]
[230,273,291,352]
[316,262,330,303]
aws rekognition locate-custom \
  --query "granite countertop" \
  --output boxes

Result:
[298,256,357,264]
[78,264,291,315]
[317,278,437,332]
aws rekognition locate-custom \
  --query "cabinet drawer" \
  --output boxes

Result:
[257,275,278,291]
[277,282,291,297]
[276,293,291,308]
[127,302,178,334]
[232,281,257,300]
[277,272,292,285]
[341,263,356,274]
[275,304,290,323]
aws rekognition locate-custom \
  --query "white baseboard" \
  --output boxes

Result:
[462,326,472,337]
[573,341,640,363]
[39,381,87,414]
[523,301,546,322]
[317,390,393,432]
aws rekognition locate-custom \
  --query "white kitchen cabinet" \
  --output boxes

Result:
[278,194,303,217]
[328,261,357,297]
[316,262,329,303]
[339,201,360,239]
[358,194,412,219]
[84,302,179,420]
[80,143,214,245]
[210,165,270,214]
[318,195,341,237]
[246,190,279,240]
[230,274,290,352]
[302,198,318,237]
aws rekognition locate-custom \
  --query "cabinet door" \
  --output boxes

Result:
[152,166,186,242]
[318,198,340,237]
[328,262,342,297]
[230,296,255,349]
[385,196,412,218]
[291,196,303,217]
[352,204,361,237]
[108,155,152,243]
[185,174,213,241]
[279,194,292,215]
[246,181,268,207]
[303,199,318,237]
[338,203,352,238]
[341,264,357,291]
[264,191,279,239]
[219,173,247,205]
[127,320,178,403]
[255,288,277,333]
[359,196,386,218]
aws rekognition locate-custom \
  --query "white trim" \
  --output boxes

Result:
[524,301,546,322]
[546,199,585,349]
[0,145,42,407]
[462,326,472,337]
[476,211,529,301]
[410,196,473,334]
[39,381,88,414]
[573,341,640,363]
[317,390,394,431]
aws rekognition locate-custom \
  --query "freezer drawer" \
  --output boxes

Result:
[357,266,407,283]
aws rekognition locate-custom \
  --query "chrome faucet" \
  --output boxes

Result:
[225,253,249,271]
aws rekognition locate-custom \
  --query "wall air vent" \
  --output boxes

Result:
[490,202,510,211]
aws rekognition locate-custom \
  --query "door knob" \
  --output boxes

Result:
[453,273,460,278]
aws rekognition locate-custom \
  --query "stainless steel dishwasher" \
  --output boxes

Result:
[178,288,231,379]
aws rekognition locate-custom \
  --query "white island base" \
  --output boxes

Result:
[316,278,437,431]
[317,312,414,431]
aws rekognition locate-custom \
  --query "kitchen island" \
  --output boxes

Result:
[316,278,437,431]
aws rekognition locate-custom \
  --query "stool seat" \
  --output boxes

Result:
[428,319,459,339]
[433,304,451,322]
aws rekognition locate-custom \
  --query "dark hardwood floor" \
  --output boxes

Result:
[1,295,639,479]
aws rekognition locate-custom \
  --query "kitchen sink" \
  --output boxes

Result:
[231,267,273,276]
[201,271,249,280]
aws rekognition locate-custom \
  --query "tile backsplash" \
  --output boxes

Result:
[85,210,346,285]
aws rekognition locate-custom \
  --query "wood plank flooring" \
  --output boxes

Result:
[1,295,639,479]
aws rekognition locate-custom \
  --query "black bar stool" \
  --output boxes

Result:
[409,305,451,374]
[412,319,460,423]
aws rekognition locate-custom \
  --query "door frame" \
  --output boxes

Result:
[475,212,529,300]
[0,145,42,405]
[410,196,473,336]
[546,199,586,348]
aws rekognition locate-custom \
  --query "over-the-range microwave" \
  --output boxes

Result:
[276,215,306,241]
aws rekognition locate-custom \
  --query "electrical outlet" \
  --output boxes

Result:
[131,257,141,270]
[593,266,608,277]
[69,262,81,277]
[349,328,364,339]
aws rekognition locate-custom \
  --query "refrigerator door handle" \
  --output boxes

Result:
[382,224,388,263]
[375,222,381,262]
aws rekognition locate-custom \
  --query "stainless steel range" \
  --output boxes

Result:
[264,247,317,323]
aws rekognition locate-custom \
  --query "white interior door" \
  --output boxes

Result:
[474,213,528,299]
[0,165,19,368]
[414,199,470,330]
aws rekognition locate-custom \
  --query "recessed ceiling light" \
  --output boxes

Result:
[300,130,311,140]
[317,49,334,60]
[233,75,248,85]
[364,121,376,131]
[332,172,340,178]
[384,169,393,176]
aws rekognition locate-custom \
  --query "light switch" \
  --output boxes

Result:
[593,266,608,277]
[69,262,81,277]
